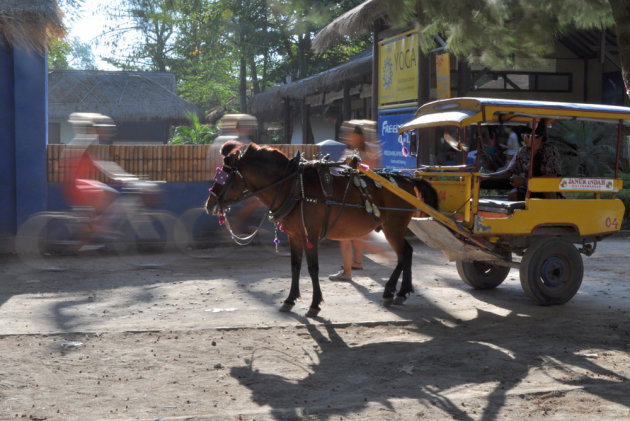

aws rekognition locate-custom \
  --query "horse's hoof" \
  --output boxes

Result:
[382,297,394,307]
[306,307,320,318]
[279,303,294,313]
[393,295,407,305]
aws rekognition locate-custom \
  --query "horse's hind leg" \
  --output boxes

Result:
[280,238,303,312]
[394,239,413,305]
[383,262,403,306]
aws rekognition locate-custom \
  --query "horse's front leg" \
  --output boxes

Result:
[280,236,303,313]
[382,225,408,306]
[394,239,414,305]
[304,240,322,318]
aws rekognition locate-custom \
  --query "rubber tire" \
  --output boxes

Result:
[15,212,76,271]
[520,237,583,305]
[117,210,181,267]
[456,260,511,289]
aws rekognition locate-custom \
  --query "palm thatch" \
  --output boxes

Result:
[250,50,372,121]
[312,0,390,53]
[48,70,200,123]
[0,0,64,52]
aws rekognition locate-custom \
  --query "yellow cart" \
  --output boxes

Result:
[362,98,627,305]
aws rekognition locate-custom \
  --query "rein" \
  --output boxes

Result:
[211,154,299,245]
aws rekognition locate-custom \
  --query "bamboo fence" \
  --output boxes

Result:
[47,144,319,183]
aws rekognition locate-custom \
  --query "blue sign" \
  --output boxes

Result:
[378,108,417,169]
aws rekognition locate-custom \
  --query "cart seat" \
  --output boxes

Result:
[477,198,526,214]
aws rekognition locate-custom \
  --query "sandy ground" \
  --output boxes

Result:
[0,235,629,420]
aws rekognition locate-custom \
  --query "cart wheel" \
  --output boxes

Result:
[520,238,583,305]
[456,260,511,289]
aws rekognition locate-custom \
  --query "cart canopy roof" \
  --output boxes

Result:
[399,97,630,133]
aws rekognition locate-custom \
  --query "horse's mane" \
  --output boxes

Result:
[240,142,289,169]
[220,140,245,157]
[221,141,288,163]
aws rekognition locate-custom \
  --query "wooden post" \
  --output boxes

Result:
[302,100,310,144]
[343,82,351,121]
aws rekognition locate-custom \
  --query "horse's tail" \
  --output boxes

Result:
[412,178,439,210]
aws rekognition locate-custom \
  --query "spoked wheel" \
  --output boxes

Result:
[456,259,511,289]
[116,210,182,268]
[174,207,235,259]
[15,212,79,271]
[520,237,583,305]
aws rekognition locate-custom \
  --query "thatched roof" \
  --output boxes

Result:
[0,0,64,52]
[250,50,372,121]
[48,70,200,123]
[312,0,390,53]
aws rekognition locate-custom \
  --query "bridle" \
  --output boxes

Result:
[208,151,298,211]
[208,149,300,246]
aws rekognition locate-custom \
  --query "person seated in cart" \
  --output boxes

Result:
[481,119,562,200]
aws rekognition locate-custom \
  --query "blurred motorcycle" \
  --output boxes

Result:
[15,179,181,271]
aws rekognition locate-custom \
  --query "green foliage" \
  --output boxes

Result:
[391,0,614,70]
[168,112,218,145]
[548,120,619,177]
[68,38,97,70]
[96,0,370,115]
[48,37,72,70]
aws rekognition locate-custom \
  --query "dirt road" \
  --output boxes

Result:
[0,237,629,420]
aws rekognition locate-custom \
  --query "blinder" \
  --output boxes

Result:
[209,161,249,209]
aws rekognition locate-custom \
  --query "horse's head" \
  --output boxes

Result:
[205,140,248,215]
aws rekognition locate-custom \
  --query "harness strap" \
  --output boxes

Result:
[318,171,355,240]
[268,178,300,222]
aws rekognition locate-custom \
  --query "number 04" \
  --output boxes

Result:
[605,217,619,229]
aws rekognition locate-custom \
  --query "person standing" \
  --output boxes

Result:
[329,121,385,282]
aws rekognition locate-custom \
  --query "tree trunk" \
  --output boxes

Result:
[609,0,630,99]
[249,55,260,95]
[239,53,247,113]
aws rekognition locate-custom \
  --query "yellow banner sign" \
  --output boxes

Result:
[436,53,451,99]
[378,30,418,108]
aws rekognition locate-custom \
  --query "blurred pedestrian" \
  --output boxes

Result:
[329,120,387,282]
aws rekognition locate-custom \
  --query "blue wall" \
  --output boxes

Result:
[0,46,48,237]
[0,46,16,235]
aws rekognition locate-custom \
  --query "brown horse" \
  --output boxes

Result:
[205,141,438,317]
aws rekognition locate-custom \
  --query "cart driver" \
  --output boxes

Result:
[481,119,561,200]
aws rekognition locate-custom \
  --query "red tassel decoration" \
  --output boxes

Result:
[218,210,225,226]
[305,236,313,248]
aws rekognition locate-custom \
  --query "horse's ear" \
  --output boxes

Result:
[220,140,243,157]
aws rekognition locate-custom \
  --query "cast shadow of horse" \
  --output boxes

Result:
[230,303,630,420]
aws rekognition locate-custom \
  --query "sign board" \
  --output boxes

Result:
[559,178,616,192]
[378,30,419,109]
[436,53,451,99]
[378,108,418,169]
